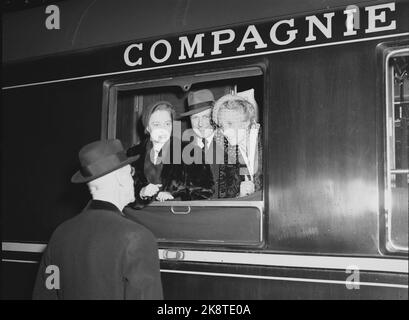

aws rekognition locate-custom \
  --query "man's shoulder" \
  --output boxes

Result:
[115,215,158,253]
[44,213,83,251]
[122,209,157,237]
[50,212,81,236]
[95,209,156,242]
[50,207,140,234]
[50,208,157,250]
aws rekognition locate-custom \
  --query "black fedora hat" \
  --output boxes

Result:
[71,139,139,183]
[180,89,215,117]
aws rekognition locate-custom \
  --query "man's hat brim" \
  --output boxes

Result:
[179,104,213,117]
[71,154,139,184]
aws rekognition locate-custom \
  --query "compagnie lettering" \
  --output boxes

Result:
[124,3,397,67]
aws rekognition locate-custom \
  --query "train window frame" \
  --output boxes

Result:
[101,65,267,248]
[380,42,409,255]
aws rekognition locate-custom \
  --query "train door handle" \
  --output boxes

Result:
[171,206,191,214]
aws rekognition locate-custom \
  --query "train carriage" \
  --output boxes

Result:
[1,0,408,299]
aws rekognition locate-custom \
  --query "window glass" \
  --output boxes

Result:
[113,73,264,203]
[386,51,409,252]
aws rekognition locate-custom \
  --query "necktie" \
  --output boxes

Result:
[202,138,206,164]
[153,148,160,165]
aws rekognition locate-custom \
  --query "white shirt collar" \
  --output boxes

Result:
[151,141,166,164]
[152,141,165,153]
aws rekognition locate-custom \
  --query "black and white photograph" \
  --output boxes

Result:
[1,0,408,306]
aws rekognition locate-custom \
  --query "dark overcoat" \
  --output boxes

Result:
[32,200,163,300]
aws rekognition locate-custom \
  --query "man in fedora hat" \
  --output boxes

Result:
[180,89,223,198]
[33,139,163,300]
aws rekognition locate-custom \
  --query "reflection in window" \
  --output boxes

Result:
[386,51,409,252]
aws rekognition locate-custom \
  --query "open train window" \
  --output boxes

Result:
[103,66,265,248]
[385,49,408,253]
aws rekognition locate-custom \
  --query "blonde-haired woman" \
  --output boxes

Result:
[213,94,262,199]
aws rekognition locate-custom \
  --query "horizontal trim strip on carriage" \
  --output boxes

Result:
[2,257,406,289]
[3,242,408,274]
[158,249,408,274]
[2,257,407,289]
[160,269,408,289]
[2,242,47,253]
[2,32,409,90]
[2,259,39,264]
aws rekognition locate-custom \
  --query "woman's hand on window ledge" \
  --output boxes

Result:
[156,191,174,202]
[140,183,162,199]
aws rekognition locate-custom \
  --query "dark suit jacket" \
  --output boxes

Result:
[203,136,223,199]
[32,200,163,300]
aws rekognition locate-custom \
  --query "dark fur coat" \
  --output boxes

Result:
[127,137,214,208]
[216,132,263,199]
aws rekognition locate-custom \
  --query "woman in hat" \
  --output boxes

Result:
[212,94,263,199]
[127,101,186,208]
[127,100,213,208]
